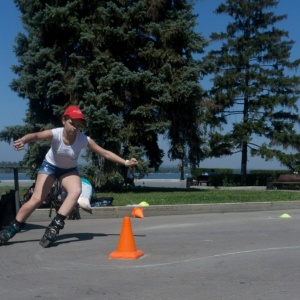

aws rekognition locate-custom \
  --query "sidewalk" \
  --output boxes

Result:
[135,179,267,190]
[2,178,266,189]
[0,179,34,187]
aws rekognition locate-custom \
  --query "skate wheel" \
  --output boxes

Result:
[39,236,53,248]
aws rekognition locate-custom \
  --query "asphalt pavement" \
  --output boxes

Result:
[1,210,300,300]
[2,179,300,299]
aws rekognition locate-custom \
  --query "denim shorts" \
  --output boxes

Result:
[38,160,79,180]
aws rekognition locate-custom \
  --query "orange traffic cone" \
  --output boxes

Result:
[109,216,144,260]
[132,207,144,218]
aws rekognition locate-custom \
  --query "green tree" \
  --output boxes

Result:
[144,0,208,171]
[204,0,300,182]
[0,0,206,183]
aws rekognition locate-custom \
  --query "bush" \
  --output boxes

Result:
[192,168,291,186]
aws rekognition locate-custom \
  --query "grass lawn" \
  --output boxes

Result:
[101,187,300,206]
[1,186,300,207]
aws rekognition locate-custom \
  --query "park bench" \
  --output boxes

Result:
[195,175,209,186]
[272,174,300,189]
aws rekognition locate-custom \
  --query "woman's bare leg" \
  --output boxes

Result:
[39,173,81,248]
[58,173,82,216]
[16,173,55,223]
[0,173,55,243]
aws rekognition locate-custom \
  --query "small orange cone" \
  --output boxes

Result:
[132,207,144,218]
[109,216,144,260]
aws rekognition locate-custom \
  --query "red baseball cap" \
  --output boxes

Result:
[63,106,86,121]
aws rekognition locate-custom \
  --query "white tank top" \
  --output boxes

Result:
[45,128,90,169]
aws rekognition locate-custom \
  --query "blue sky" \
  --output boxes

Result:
[1,0,299,169]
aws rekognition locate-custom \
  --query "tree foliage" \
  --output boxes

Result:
[0,0,207,181]
[204,0,300,179]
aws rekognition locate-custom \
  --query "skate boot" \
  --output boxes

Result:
[0,220,25,244]
[39,217,65,248]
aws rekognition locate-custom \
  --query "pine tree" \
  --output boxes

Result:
[144,0,208,168]
[204,0,300,181]
[0,0,206,181]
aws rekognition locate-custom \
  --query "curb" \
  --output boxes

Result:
[27,201,300,222]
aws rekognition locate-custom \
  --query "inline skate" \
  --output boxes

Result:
[0,220,24,244]
[39,217,64,248]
